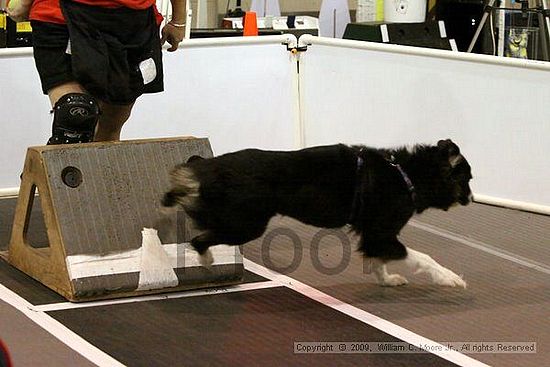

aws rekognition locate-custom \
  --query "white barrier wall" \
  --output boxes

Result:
[123,36,299,154]
[2,34,550,214]
[298,35,550,213]
[0,49,52,194]
[0,35,299,194]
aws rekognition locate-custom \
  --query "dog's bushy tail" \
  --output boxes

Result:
[162,156,203,209]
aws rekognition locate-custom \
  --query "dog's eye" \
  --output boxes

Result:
[452,170,472,182]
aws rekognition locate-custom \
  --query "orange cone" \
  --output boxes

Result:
[243,11,259,36]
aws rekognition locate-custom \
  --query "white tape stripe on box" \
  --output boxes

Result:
[66,243,242,280]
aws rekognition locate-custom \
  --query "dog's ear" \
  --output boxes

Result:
[437,139,463,168]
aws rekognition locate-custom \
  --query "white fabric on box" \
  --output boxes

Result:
[65,233,242,281]
[136,228,179,291]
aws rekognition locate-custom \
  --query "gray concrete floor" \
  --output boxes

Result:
[1,197,548,366]
[243,203,550,367]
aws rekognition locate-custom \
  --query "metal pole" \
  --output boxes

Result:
[467,0,497,53]
[333,9,337,38]
[540,0,550,60]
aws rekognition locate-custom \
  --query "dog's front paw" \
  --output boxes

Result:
[199,249,214,268]
[379,273,409,287]
[432,266,467,288]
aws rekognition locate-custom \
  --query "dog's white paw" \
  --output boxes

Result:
[406,249,466,289]
[431,266,467,288]
[379,273,409,287]
[199,249,214,268]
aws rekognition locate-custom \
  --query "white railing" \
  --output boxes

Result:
[298,35,550,214]
[1,35,550,215]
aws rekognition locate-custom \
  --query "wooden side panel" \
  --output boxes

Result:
[8,138,244,301]
[8,148,74,299]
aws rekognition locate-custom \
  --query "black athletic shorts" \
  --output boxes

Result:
[31,0,163,105]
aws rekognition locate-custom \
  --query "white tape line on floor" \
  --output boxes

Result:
[409,220,550,275]
[35,280,281,312]
[0,283,125,367]
[244,258,490,367]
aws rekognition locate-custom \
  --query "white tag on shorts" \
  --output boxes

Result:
[139,58,157,85]
[66,39,72,55]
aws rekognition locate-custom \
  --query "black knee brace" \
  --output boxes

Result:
[47,93,100,145]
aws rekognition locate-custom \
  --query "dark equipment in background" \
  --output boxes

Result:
[5,16,32,47]
[436,0,485,52]
[343,21,455,51]
[287,15,296,28]
[191,28,284,38]
[220,1,317,39]
[226,0,245,18]
[465,0,550,60]
[0,12,6,47]
[0,29,5,47]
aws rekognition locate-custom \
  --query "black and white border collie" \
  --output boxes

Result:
[163,139,473,288]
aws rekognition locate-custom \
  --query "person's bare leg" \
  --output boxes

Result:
[94,102,134,142]
[48,81,86,106]
[47,82,133,142]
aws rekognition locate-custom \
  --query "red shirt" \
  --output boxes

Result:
[30,0,163,25]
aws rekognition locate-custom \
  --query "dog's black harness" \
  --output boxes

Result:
[348,149,366,224]
[348,148,417,223]
[348,150,418,223]
[390,159,418,206]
